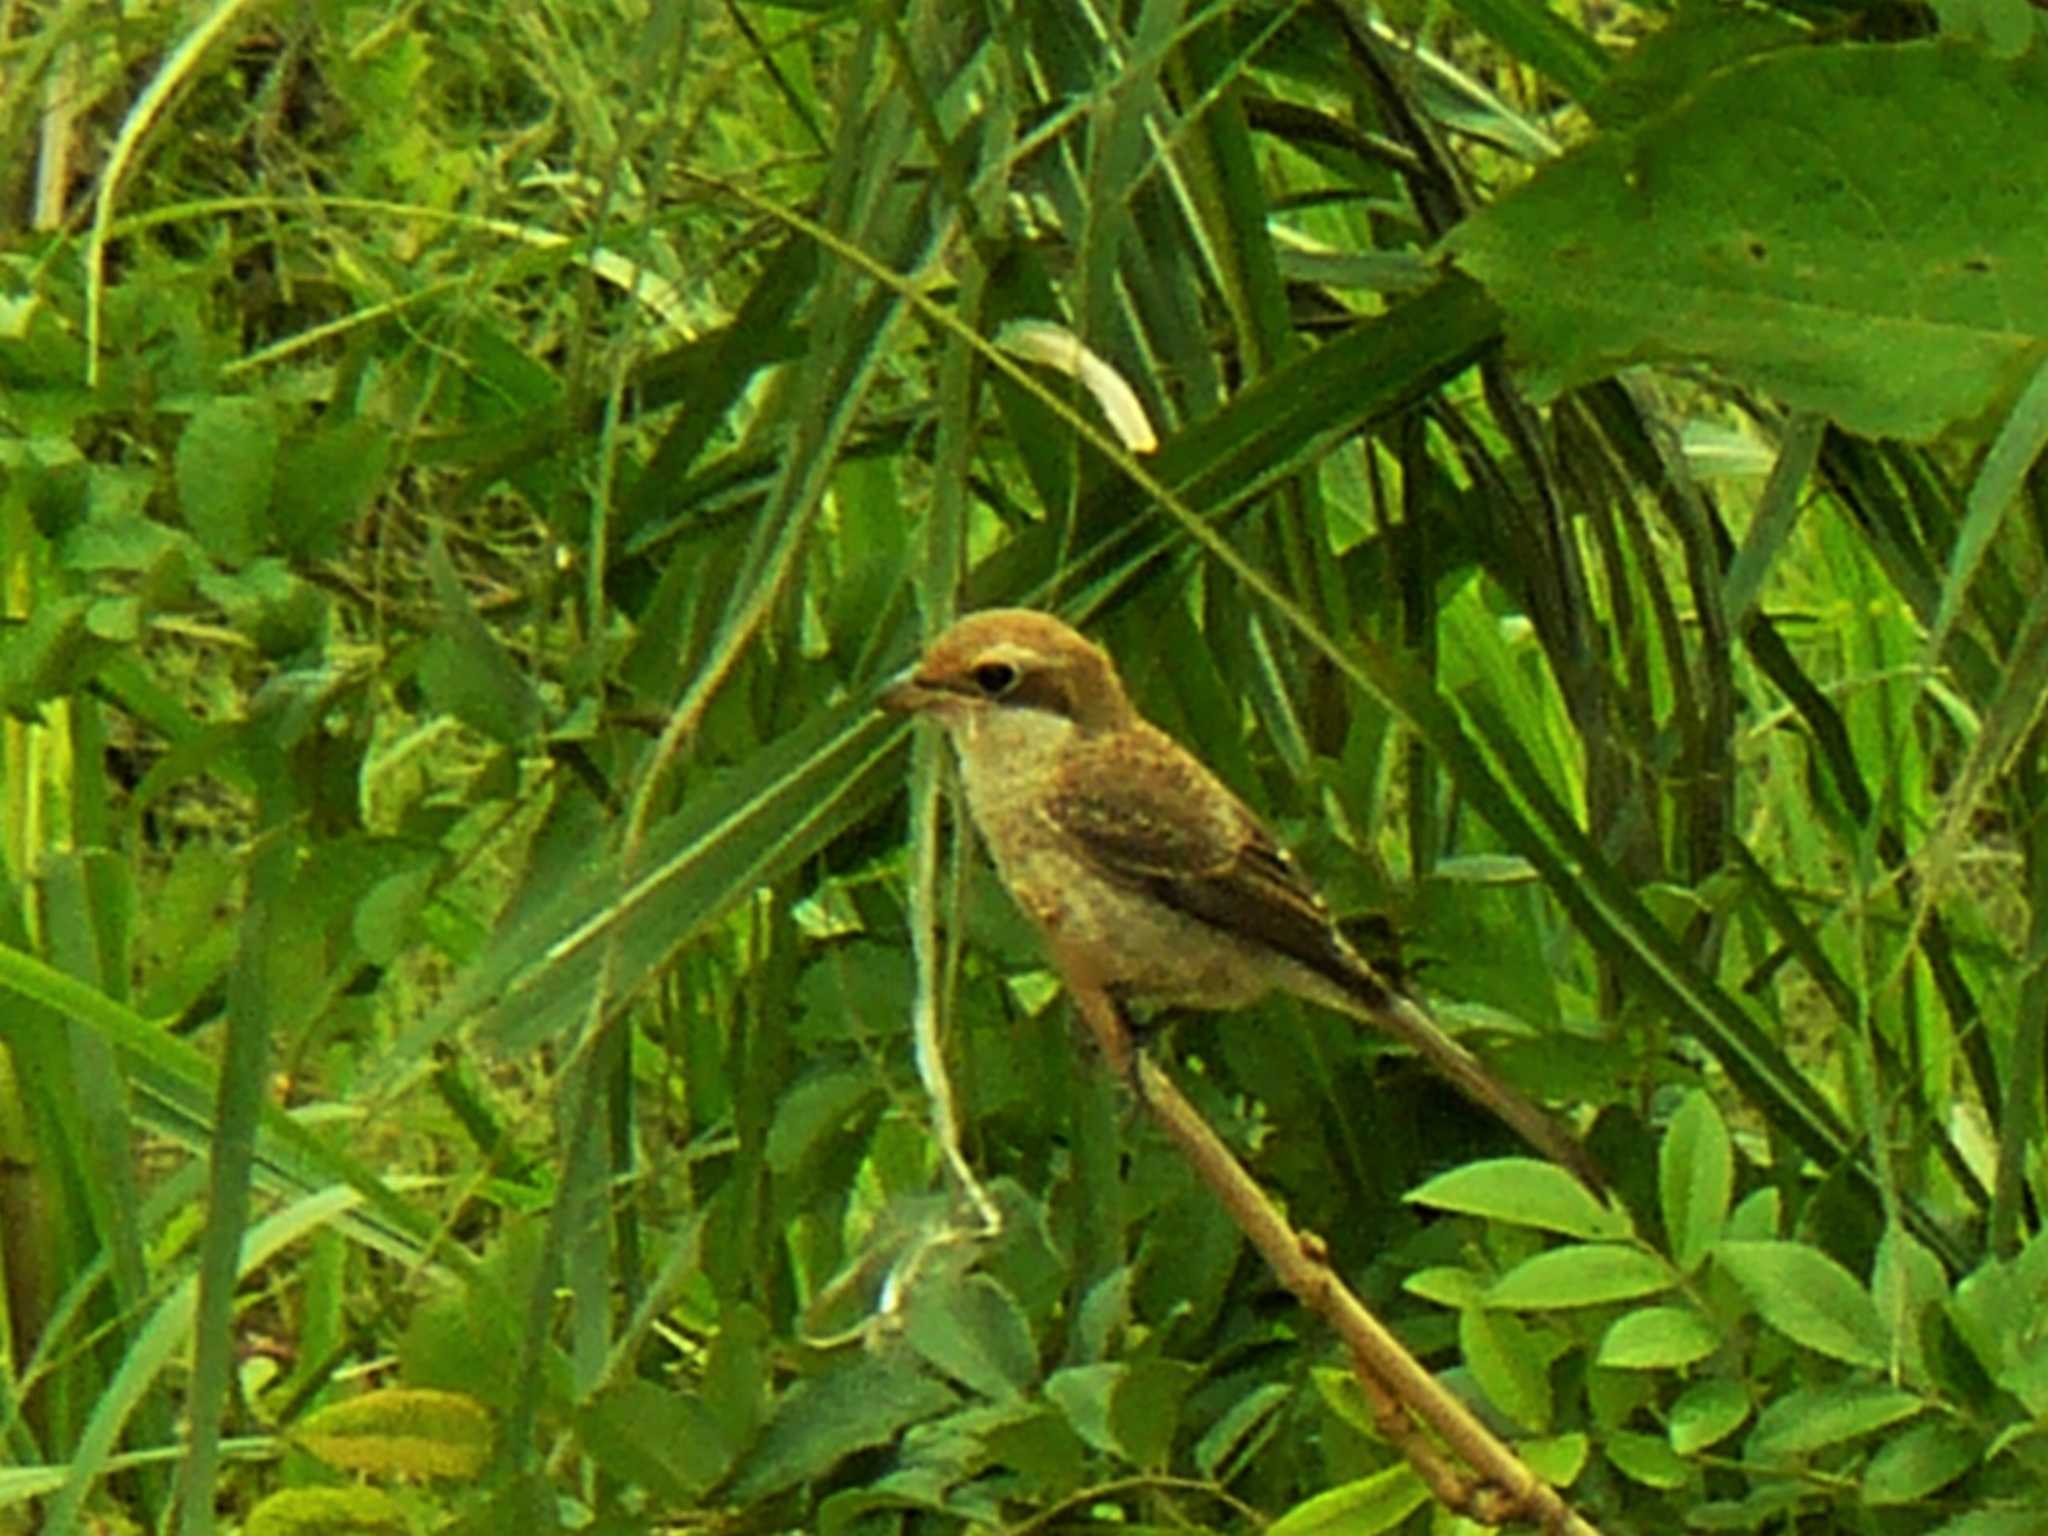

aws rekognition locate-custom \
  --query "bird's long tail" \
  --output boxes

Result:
[1339,971,1607,1193]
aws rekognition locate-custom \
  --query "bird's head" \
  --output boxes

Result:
[880,609,1134,735]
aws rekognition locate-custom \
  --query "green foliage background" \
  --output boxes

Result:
[4,0,2048,1532]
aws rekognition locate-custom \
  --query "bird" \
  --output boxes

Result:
[880,607,1598,1186]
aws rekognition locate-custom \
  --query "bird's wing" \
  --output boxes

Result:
[1039,725,1389,1010]
[1047,726,1604,1190]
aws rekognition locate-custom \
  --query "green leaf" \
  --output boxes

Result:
[1924,1514,2048,1536]
[291,1388,494,1480]
[176,395,279,565]
[1520,1432,1588,1486]
[1193,1383,1290,1481]
[1044,1361,1195,1468]
[1597,1305,1719,1370]
[1266,1465,1430,1536]
[1749,1384,1925,1460]
[1861,1419,1981,1505]
[1930,0,2036,56]
[0,594,113,719]
[1449,41,2048,441]
[1872,1226,1948,1386]
[904,1272,1039,1402]
[1405,1266,1488,1308]
[353,864,437,966]
[418,534,543,744]
[573,1380,737,1504]
[1686,1482,1811,1530]
[1311,1367,1377,1441]
[244,1485,412,1536]
[1584,7,1805,130]
[1407,1158,1630,1239]
[726,1355,956,1501]
[1606,1429,1691,1490]
[1669,1378,1750,1456]
[1488,1244,1671,1308]
[1460,1306,1552,1431]
[1659,1090,1731,1273]
[1727,1188,1780,1241]
[275,419,389,560]
[764,1069,880,1176]
[1716,1240,1889,1368]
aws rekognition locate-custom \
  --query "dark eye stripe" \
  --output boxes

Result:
[1001,668,1076,721]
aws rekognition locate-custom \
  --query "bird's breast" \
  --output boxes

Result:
[947,712,1273,1010]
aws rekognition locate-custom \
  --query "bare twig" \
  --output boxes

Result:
[1053,935,1600,1535]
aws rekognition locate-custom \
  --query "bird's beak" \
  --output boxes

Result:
[877,667,933,716]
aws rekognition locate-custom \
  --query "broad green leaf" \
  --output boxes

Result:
[1488,1244,1671,1308]
[1717,1240,1888,1368]
[244,1486,411,1536]
[1072,1267,1134,1365]
[1311,1367,1376,1442]
[1585,7,1806,129]
[1749,1384,1925,1460]
[1686,1482,1811,1530]
[704,1304,773,1451]
[764,1069,880,1176]
[1606,1429,1690,1490]
[1925,1514,2048,1536]
[1999,1333,2048,1418]
[1044,1363,1126,1459]
[1405,1266,1488,1308]
[1520,1433,1589,1486]
[1930,0,2036,55]
[904,1272,1039,1402]
[353,864,436,966]
[274,419,389,560]
[1669,1378,1750,1455]
[1267,1466,1430,1536]
[1659,1091,1731,1273]
[1044,1361,1194,1469]
[293,1388,493,1479]
[1450,41,2048,441]
[725,1355,956,1501]
[1726,1188,1780,1242]
[1597,1305,1719,1370]
[983,1407,1088,1497]
[1461,1307,1552,1431]
[418,534,542,744]
[573,1380,736,1503]
[1408,1158,1629,1239]
[1872,1227,1948,1386]
[1861,1419,1981,1505]
[176,396,278,565]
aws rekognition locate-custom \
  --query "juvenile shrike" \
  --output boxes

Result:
[882,608,1595,1184]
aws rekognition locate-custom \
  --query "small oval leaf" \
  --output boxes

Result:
[1489,1244,1672,1309]
[292,1387,493,1479]
[1717,1240,1889,1367]
[1409,1159,1630,1240]
[1598,1305,1720,1369]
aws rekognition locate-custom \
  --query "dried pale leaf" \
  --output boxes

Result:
[997,319,1159,453]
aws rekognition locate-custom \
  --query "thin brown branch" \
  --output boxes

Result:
[1054,943,1600,1535]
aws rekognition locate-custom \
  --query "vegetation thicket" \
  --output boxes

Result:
[3,1,2048,1532]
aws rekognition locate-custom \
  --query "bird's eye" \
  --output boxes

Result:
[971,661,1019,696]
